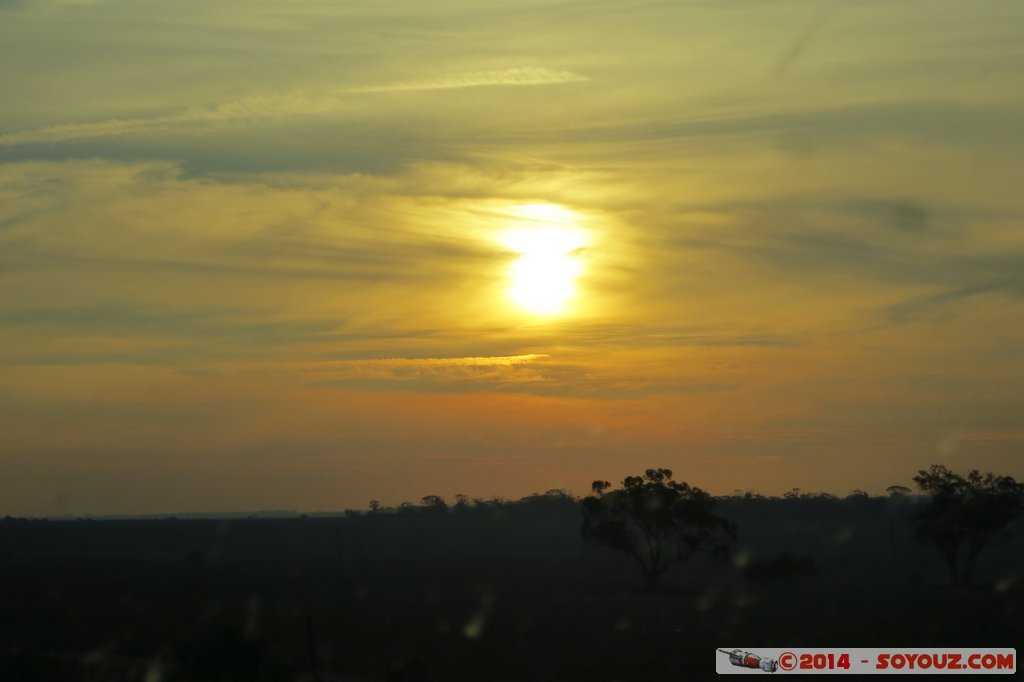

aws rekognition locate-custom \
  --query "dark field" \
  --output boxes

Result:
[2,498,1021,681]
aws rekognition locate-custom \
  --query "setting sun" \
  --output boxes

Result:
[501,205,588,315]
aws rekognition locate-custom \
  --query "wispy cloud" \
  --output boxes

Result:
[0,0,103,9]
[286,354,554,389]
[0,93,339,146]
[882,280,1020,326]
[0,68,588,146]
[295,355,550,371]
[345,67,589,93]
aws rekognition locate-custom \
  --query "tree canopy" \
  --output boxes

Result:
[912,464,1024,587]
[581,468,736,590]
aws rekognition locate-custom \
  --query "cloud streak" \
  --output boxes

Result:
[0,93,340,146]
[0,68,588,146]
[304,354,549,368]
[345,67,589,93]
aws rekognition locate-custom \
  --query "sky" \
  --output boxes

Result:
[1,0,1022,515]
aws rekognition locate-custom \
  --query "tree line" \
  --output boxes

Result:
[359,465,1023,591]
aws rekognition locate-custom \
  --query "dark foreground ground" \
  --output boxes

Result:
[1,498,1021,680]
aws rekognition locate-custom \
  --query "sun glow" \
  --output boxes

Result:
[501,204,588,316]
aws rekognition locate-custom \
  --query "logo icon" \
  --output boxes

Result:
[718,649,779,673]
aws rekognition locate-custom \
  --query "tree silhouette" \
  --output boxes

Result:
[912,465,1024,588]
[419,495,448,516]
[581,468,736,591]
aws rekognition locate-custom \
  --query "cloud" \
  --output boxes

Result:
[882,279,1021,326]
[0,0,105,10]
[0,68,588,147]
[304,354,549,369]
[0,92,342,146]
[269,355,554,391]
[345,67,589,93]
[286,351,745,399]
[841,199,932,233]
[648,195,1023,305]
[0,304,342,344]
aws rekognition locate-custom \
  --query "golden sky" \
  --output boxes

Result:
[1,0,1022,515]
